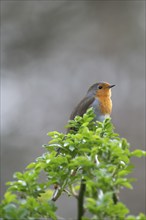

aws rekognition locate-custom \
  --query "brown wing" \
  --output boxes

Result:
[70,95,95,120]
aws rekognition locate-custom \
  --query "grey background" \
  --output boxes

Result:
[1,1,145,219]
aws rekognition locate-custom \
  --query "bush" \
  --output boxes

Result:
[0,108,146,220]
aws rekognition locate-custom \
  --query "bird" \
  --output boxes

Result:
[56,82,115,152]
[69,81,115,124]
[52,82,116,202]
[68,82,117,207]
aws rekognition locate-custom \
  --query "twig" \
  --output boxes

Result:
[51,186,62,201]
[77,178,86,220]
[69,185,78,199]
[63,189,71,197]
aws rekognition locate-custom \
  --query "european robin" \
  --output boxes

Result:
[69,81,115,123]
[68,82,116,203]
[56,82,115,152]
[53,82,115,201]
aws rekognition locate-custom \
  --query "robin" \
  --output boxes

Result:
[67,82,117,207]
[52,82,115,201]
[69,81,115,124]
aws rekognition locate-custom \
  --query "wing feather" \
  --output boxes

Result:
[70,96,95,120]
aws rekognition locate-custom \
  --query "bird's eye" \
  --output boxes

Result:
[98,86,102,89]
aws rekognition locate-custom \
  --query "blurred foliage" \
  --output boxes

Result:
[0,108,146,220]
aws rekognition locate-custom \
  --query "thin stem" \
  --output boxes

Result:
[77,179,86,220]
[51,187,62,201]
[69,185,78,199]
[63,189,71,197]
[52,177,69,201]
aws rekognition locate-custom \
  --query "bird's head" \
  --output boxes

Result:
[87,82,115,97]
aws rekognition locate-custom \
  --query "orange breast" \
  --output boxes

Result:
[98,96,112,115]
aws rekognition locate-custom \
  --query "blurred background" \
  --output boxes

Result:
[1,0,145,218]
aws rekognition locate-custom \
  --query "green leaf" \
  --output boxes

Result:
[3,203,17,213]
[47,131,61,137]
[115,178,133,189]
[136,213,146,220]
[69,146,75,151]
[26,162,36,170]
[126,215,136,220]
[131,150,146,157]
[13,172,23,179]
[4,192,17,204]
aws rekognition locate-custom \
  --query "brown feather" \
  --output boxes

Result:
[70,96,95,120]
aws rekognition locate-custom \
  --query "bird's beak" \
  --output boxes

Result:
[109,84,115,88]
